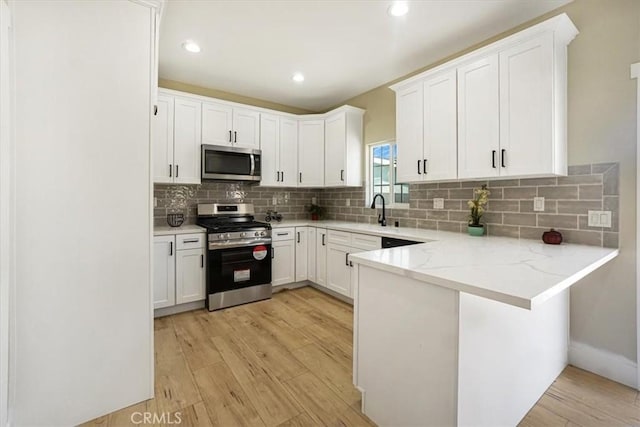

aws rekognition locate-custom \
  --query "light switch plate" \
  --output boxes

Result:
[272,196,278,206]
[154,197,157,208]
[588,210,612,228]
[533,197,545,212]
[433,198,445,209]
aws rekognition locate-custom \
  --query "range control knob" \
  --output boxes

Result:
[218,234,225,239]
[226,233,232,239]
[260,231,267,237]
[240,232,246,237]
[254,231,260,237]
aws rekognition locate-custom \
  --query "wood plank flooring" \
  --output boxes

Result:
[83,286,640,427]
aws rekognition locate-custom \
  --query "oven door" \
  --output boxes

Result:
[201,144,261,181]
[207,242,272,294]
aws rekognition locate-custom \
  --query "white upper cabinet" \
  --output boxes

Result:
[324,108,365,187]
[260,114,298,187]
[153,95,174,184]
[232,108,260,149]
[423,70,458,181]
[395,71,458,183]
[259,114,280,187]
[202,101,259,149]
[173,97,202,184]
[499,32,556,177]
[298,119,325,187]
[280,118,298,187]
[201,101,233,146]
[391,13,578,182]
[395,83,424,184]
[457,55,500,180]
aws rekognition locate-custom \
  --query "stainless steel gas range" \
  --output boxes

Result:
[196,203,272,311]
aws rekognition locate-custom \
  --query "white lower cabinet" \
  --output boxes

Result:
[153,235,175,309]
[295,227,309,282]
[326,243,353,297]
[153,233,205,310]
[315,228,328,287]
[175,248,205,304]
[272,238,296,286]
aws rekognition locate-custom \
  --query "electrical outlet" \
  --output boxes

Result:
[272,196,278,206]
[311,197,317,205]
[345,199,350,207]
[588,210,612,228]
[154,197,157,208]
[433,198,444,209]
[533,197,545,212]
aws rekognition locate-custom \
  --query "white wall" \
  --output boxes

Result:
[11,1,154,425]
[0,0,13,425]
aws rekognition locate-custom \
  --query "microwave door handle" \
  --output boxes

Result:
[250,154,255,176]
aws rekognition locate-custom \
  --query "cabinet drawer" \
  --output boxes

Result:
[272,228,295,241]
[351,233,381,251]
[328,230,351,245]
[176,233,205,250]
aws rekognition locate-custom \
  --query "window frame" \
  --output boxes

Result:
[365,140,410,209]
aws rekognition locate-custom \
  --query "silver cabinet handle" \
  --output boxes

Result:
[276,232,288,236]
[182,239,199,244]
[250,154,255,176]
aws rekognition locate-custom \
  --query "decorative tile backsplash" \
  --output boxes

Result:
[154,163,619,248]
[154,182,321,226]
[321,162,619,248]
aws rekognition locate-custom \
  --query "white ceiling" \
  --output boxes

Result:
[159,0,572,112]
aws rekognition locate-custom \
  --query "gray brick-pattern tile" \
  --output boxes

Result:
[154,163,619,248]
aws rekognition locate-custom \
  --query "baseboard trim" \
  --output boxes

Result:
[273,281,309,293]
[154,300,205,318]
[569,340,638,389]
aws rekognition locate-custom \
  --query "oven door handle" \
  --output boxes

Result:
[250,154,256,176]
[208,239,272,250]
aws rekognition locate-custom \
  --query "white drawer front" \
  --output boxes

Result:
[351,233,381,251]
[328,230,351,245]
[176,233,205,250]
[272,228,295,241]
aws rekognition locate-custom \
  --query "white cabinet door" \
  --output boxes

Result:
[499,33,554,177]
[295,227,308,282]
[175,248,205,304]
[153,236,175,309]
[423,70,458,181]
[315,228,327,287]
[272,240,295,286]
[324,112,346,186]
[280,118,298,187]
[202,101,233,146]
[233,107,260,149]
[396,83,425,183]
[307,227,316,283]
[457,55,500,179]
[153,95,174,183]
[298,119,325,187]
[326,243,352,297]
[260,114,280,187]
[173,97,202,184]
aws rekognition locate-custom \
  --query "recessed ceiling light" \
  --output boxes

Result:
[388,1,409,17]
[292,73,305,83]
[182,40,201,53]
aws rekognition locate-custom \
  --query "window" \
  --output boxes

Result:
[368,141,409,207]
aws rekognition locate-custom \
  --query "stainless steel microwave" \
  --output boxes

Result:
[201,144,261,182]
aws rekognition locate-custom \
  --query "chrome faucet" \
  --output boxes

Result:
[370,193,387,227]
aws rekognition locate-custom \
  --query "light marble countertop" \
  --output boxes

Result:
[153,224,206,236]
[349,236,618,310]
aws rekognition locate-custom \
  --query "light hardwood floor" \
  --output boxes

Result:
[84,286,640,427]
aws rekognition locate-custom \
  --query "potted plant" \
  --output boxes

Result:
[306,203,325,221]
[467,185,490,236]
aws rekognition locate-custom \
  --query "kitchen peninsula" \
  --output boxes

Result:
[349,237,618,426]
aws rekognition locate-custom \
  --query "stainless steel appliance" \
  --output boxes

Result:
[196,203,272,311]
[201,144,261,182]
